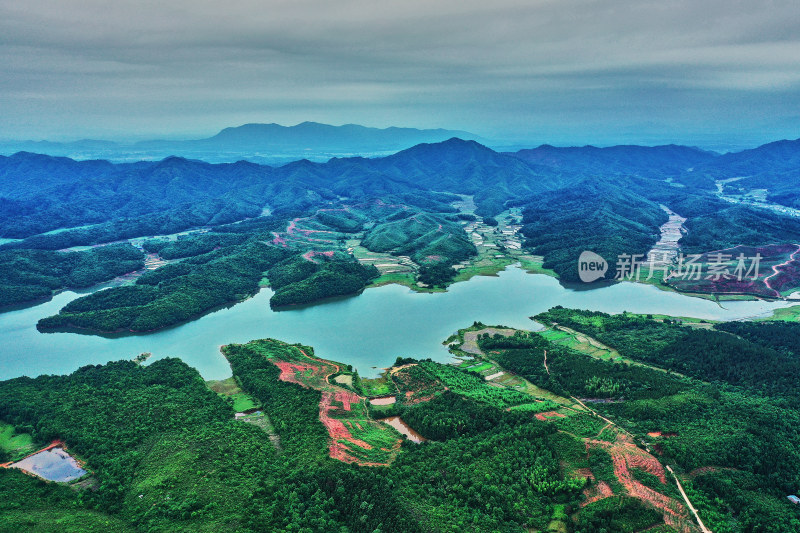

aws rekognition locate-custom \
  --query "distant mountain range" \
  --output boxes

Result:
[2,135,799,244]
[0,122,484,164]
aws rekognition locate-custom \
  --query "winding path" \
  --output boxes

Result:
[763,243,800,297]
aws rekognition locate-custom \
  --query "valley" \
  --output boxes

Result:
[4,0,800,528]
[3,135,800,532]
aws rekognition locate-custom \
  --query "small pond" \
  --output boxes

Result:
[11,447,87,482]
[381,416,427,443]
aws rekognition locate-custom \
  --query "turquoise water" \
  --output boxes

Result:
[0,266,790,380]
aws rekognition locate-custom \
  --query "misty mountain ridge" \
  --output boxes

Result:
[0,122,484,164]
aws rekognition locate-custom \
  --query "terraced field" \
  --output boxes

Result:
[263,342,402,466]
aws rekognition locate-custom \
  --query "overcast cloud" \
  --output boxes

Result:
[1,0,799,147]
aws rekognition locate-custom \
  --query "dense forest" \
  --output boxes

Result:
[361,211,477,266]
[509,308,800,531]
[519,180,667,282]
[535,307,800,399]
[0,244,144,307]
[3,313,800,530]
[0,340,587,532]
[36,235,378,332]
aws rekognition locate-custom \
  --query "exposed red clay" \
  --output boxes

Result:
[582,481,614,507]
[534,411,566,421]
[586,435,694,532]
[268,345,400,466]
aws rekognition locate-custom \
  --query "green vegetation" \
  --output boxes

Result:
[536,307,800,399]
[520,180,668,282]
[144,233,250,260]
[207,377,259,412]
[37,241,290,332]
[0,339,610,532]
[36,234,377,331]
[362,211,477,266]
[514,307,800,531]
[680,205,800,254]
[416,262,457,287]
[0,421,34,462]
[576,497,663,533]
[0,244,144,307]
[715,320,800,356]
[417,361,537,408]
[359,375,394,397]
[0,358,274,530]
[0,468,133,532]
[760,304,800,322]
[269,259,379,308]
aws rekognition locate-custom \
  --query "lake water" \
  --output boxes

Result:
[0,266,791,380]
[11,447,87,482]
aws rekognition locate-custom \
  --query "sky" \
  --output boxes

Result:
[1,0,799,148]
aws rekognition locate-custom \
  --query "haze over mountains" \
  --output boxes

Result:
[0,122,483,164]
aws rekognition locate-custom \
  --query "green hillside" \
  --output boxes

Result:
[362,211,477,265]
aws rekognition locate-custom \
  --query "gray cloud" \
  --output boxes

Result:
[1,0,799,146]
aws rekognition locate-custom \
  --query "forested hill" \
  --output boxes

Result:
[687,138,800,180]
[519,179,668,282]
[5,136,800,243]
[509,144,716,180]
[0,139,570,240]
[0,154,280,239]
[697,138,800,208]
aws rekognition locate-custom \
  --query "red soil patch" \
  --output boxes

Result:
[582,481,614,506]
[302,250,336,262]
[648,431,678,438]
[270,232,288,247]
[268,345,400,467]
[321,391,372,449]
[586,436,693,532]
[273,361,319,386]
[627,453,667,484]
[534,411,567,421]
[334,390,360,411]
[403,391,436,404]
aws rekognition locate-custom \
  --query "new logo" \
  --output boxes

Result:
[578,251,608,282]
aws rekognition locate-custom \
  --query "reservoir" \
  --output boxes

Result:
[0,266,790,380]
[10,447,87,482]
